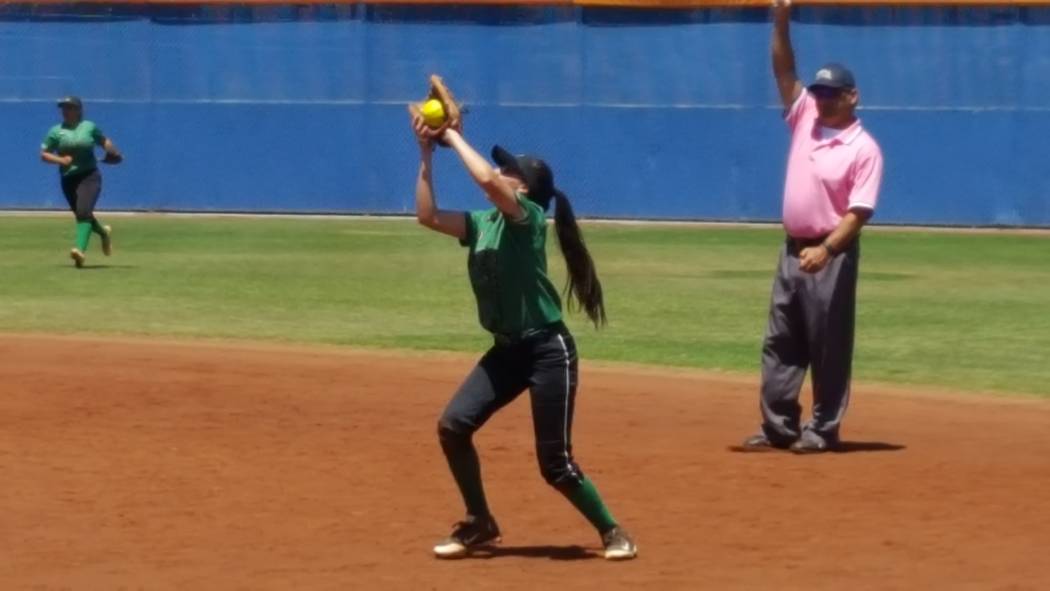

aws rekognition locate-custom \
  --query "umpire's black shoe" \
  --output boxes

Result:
[790,431,838,455]
[433,514,501,558]
[737,433,792,452]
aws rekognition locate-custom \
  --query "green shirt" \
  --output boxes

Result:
[461,195,563,336]
[41,120,105,177]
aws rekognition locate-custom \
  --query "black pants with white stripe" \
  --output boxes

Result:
[438,325,583,517]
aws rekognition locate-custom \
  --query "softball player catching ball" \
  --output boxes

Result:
[40,96,123,268]
[410,114,637,561]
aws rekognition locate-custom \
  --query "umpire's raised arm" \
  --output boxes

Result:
[772,0,803,109]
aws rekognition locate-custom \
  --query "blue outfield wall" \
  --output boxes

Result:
[2,4,1050,226]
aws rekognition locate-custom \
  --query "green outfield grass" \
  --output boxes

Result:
[1,215,1048,397]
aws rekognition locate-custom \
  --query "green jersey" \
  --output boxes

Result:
[42,120,105,177]
[461,195,563,336]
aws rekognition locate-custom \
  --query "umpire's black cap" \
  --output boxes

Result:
[808,63,856,91]
[491,145,556,209]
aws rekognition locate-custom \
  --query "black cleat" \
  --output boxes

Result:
[433,515,501,558]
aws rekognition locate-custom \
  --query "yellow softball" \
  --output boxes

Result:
[420,99,446,129]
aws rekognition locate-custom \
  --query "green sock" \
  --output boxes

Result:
[559,476,618,534]
[90,218,107,236]
[75,221,92,252]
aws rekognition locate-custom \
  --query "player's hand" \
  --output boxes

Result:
[411,113,448,149]
[411,114,433,150]
[799,246,830,273]
[59,155,74,166]
[772,0,791,8]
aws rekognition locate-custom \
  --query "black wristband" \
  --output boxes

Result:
[822,241,836,256]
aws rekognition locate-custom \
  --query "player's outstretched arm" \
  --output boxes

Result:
[772,0,803,109]
[412,114,466,240]
[442,129,524,221]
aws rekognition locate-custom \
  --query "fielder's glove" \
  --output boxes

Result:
[408,74,464,147]
[101,151,123,165]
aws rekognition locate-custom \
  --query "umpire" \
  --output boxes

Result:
[742,0,885,454]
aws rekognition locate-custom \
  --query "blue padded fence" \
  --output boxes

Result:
[2,4,1049,226]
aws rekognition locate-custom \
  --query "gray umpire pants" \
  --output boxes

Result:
[760,237,859,446]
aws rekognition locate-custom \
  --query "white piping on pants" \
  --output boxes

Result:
[555,334,578,480]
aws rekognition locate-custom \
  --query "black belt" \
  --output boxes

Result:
[492,321,567,347]
[787,234,858,254]
[787,234,831,249]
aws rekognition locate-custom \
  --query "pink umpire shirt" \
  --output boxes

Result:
[782,91,884,239]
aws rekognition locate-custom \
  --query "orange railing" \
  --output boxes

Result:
[577,0,1050,4]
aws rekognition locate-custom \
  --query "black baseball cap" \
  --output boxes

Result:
[491,145,556,208]
[57,96,83,108]
[808,63,856,91]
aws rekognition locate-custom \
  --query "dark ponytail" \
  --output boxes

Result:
[551,189,607,328]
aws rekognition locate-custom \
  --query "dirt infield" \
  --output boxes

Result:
[2,335,1048,590]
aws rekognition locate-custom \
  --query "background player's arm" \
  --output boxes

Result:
[41,151,72,167]
[40,130,72,166]
[442,129,524,220]
[93,125,122,160]
[413,117,467,240]
[100,137,122,159]
[772,0,803,109]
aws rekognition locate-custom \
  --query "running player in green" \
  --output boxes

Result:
[410,115,638,561]
[40,96,123,268]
